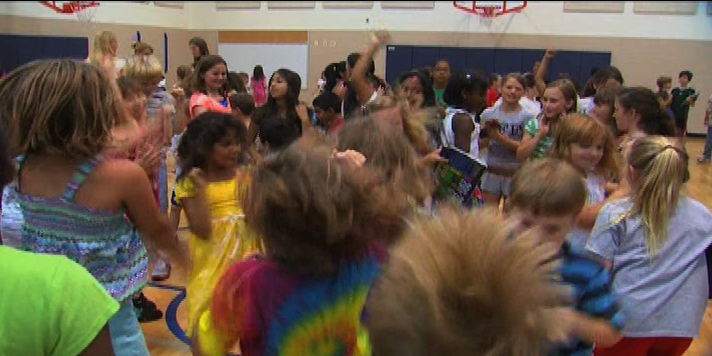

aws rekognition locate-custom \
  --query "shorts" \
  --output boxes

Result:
[481,172,512,197]
[108,299,150,356]
[594,337,692,356]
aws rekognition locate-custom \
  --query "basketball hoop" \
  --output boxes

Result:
[453,1,527,17]
[39,1,99,24]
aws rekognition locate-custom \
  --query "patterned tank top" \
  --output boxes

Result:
[2,155,148,302]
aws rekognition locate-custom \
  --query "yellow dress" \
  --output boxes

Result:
[175,171,263,337]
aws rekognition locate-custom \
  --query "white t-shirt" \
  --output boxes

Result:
[494,97,541,116]
[587,197,712,337]
[567,173,605,253]
[441,107,482,159]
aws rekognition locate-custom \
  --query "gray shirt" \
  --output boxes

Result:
[480,105,535,169]
[586,197,712,337]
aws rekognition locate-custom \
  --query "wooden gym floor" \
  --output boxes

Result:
[143,138,712,356]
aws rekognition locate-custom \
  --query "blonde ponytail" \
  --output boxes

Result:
[626,136,689,254]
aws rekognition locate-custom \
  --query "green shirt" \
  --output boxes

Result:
[524,117,554,160]
[670,86,698,121]
[0,246,119,356]
[434,88,446,108]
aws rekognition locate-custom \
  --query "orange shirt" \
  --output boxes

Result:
[189,93,232,121]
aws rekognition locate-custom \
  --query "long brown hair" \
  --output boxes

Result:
[190,55,229,96]
[0,60,123,157]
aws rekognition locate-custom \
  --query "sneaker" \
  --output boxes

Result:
[133,293,163,323]
[698,157,711,163]
[151,258,171,282]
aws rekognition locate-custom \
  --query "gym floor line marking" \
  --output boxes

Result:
[156,284,240,356]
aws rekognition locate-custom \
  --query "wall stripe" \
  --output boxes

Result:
[218,31,308,44]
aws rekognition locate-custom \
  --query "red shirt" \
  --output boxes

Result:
[487,87,500,108]
[327,117,344,134]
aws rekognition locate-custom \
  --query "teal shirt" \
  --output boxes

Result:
[434,88,446,108]
[524,117,554,160]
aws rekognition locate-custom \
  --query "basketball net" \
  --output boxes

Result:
[70,2,98,27]
[479,6,497,28]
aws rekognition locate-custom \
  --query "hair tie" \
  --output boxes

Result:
[657,145,688,160]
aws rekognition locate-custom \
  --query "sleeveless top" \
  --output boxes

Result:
[2,155,148,302]
[441,107,481,158]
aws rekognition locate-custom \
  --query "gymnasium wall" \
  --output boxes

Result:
[0,14,216,91]
[2,2,711,133]
[187,2,712,40]
[0,1,189,29]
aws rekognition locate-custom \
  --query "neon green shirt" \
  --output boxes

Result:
[0,246,119,356]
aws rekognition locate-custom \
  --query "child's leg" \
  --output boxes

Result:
[701,125,712,161]
[108,299,151,356]
[481,172,503,208]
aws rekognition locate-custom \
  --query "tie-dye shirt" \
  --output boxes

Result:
[198,245,387,356]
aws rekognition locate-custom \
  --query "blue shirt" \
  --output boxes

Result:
[552,242,625,356]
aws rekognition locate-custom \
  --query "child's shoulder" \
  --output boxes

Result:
[480,107,497,117]
[678,197,712,219]
[94,158,147,185]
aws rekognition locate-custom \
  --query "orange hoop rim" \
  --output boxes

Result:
[452,1,527,17]
[39,1,99,14]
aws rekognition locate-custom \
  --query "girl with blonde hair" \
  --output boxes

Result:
[89,31,121,79]
[588,136,711,356]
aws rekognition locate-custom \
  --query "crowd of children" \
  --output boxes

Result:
[0,28,710,356]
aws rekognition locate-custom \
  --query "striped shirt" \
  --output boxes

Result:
[2,155,148,302]
[551,242,625,356]
[523,115,554,161]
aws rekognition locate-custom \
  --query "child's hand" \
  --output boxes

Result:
[296,104,309,121]
[539,118,551,136]
[544,49,557,59]
[369,30,391,47]
[171,87,185,101]
[189,168,208,188]
[421,149,448,166]
[137,145,161,174]
[333,149,366,169]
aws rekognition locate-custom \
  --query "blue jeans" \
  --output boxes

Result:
[703,125,712,159]
[108,299,150,356]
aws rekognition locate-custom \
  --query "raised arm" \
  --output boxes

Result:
[352,31,391,105]
[535,49,556,97]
